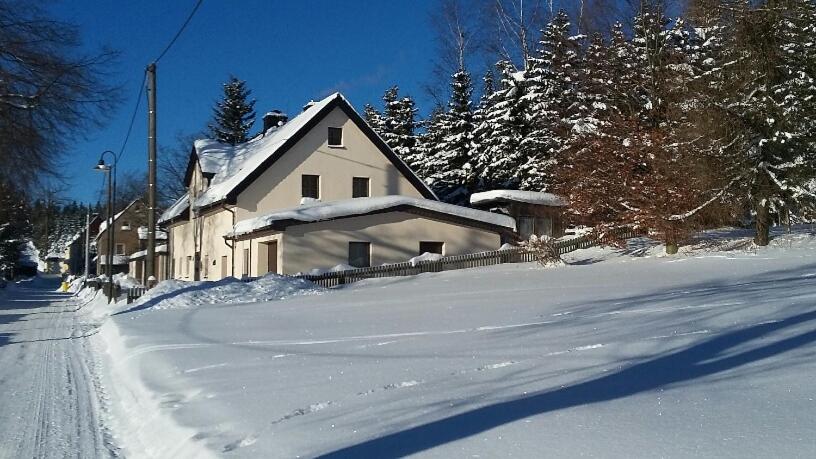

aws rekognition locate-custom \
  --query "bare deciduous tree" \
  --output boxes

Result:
[0,0,119,189]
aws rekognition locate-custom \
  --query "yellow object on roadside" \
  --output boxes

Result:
[61,281,69,292]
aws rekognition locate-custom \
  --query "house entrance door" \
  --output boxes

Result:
[266,241,278,274]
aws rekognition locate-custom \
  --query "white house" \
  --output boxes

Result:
[160,92,514,280]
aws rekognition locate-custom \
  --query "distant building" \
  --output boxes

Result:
[94,199,149,276]
[63,214,102,276]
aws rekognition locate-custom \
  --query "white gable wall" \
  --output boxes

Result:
[235,107,424,221]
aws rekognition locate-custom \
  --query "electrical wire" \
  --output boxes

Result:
[154,0,204,64]
[116,71,147,162]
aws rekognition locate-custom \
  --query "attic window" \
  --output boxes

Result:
[328,127,343,147]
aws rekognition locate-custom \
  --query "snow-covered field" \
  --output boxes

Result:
[89,227,816,458]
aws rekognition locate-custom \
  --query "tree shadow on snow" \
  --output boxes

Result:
[317,308,816,458]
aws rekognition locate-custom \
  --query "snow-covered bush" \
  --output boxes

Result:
[521,235,563,267]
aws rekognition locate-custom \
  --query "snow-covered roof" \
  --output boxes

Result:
[137,226,168,240]
[158,193,189,224]
[98,254,130,265]
[226,195,516,238]
[192,94,342,209]
[470,190,568,207]
[129,244,168,260]
[190,92,436,210]
[95,200,142,240]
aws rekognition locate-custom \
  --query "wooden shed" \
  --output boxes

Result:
[470,190,568,241]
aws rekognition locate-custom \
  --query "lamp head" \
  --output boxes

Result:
[94,159,109,171]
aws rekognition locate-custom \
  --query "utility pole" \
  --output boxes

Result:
[83,210,90,278]
[146,63,157,287]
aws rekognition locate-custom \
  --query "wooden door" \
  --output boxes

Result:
[267,241,278,274]
[221,255,228,278]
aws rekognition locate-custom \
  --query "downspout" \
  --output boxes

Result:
[222,203,236,278]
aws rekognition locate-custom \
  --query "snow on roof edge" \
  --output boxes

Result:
[226,196,515,238]
[470,190,568,207]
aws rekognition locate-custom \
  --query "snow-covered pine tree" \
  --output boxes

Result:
[363,103,384,133]
[424,70,476,202]
[209,76,256,145]
[519,9,583,192]
[470,70,495,193]
[472,61,527,191]
[689,0,816,244]
[0,180,31,275]
[375,87,423,172]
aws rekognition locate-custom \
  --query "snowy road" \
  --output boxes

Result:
[0,276,114,459]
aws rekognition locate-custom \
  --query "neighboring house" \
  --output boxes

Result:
[160,92,514,279]
[470,190,568,240]
[126,226,169,285]
[128,244,169,285]
[64,214,102,276]
[95,199,148,276]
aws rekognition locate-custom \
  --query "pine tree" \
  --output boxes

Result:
[520,9,583,192]
[472,61,527,191]
[687,0,816,244]
[363,103,384,133]
[424,70,477,202]
[209,76,257,145]
[375,87,422,172]
[0,180,31,276]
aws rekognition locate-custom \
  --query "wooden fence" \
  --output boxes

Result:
[296,227,637,288]
[120,226,638,299]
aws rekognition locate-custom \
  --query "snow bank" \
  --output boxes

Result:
[119,274,322,314]
[227,195,516,237]
[409,252,444,266]
[469,189,568,207]
[99,225,816,457]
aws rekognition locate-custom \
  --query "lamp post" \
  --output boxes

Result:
[94,150,117,302]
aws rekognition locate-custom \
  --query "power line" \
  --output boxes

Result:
[115,0,203,162]
[116,70,147,162]
[154,0,204,64]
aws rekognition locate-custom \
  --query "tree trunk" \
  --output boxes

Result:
[755,199,770,246]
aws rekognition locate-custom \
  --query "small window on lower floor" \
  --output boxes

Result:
[115,243,126,255]
[419,241,444,255]
[348,242,371,268]
[352,177,370,198]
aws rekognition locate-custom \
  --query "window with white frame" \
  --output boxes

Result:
[328,127,343,147]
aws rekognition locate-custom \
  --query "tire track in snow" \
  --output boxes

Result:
[0,280,115,459]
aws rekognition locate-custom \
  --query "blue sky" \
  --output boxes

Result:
[52,0,441,204]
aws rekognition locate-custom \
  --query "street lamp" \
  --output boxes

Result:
[94,150,117,303]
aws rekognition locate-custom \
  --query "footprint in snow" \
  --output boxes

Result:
[357,380,422,396]
[272,402,333,424]
[223,434,258,452]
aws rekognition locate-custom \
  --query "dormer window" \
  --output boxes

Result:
[328,127,343,147]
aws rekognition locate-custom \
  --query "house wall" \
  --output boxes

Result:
[235,107,425,221]
[167,207,234,281]
[236,211,502,276]
[168,219,195,280]
[197,208,234,280]
[95,202,148,274]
